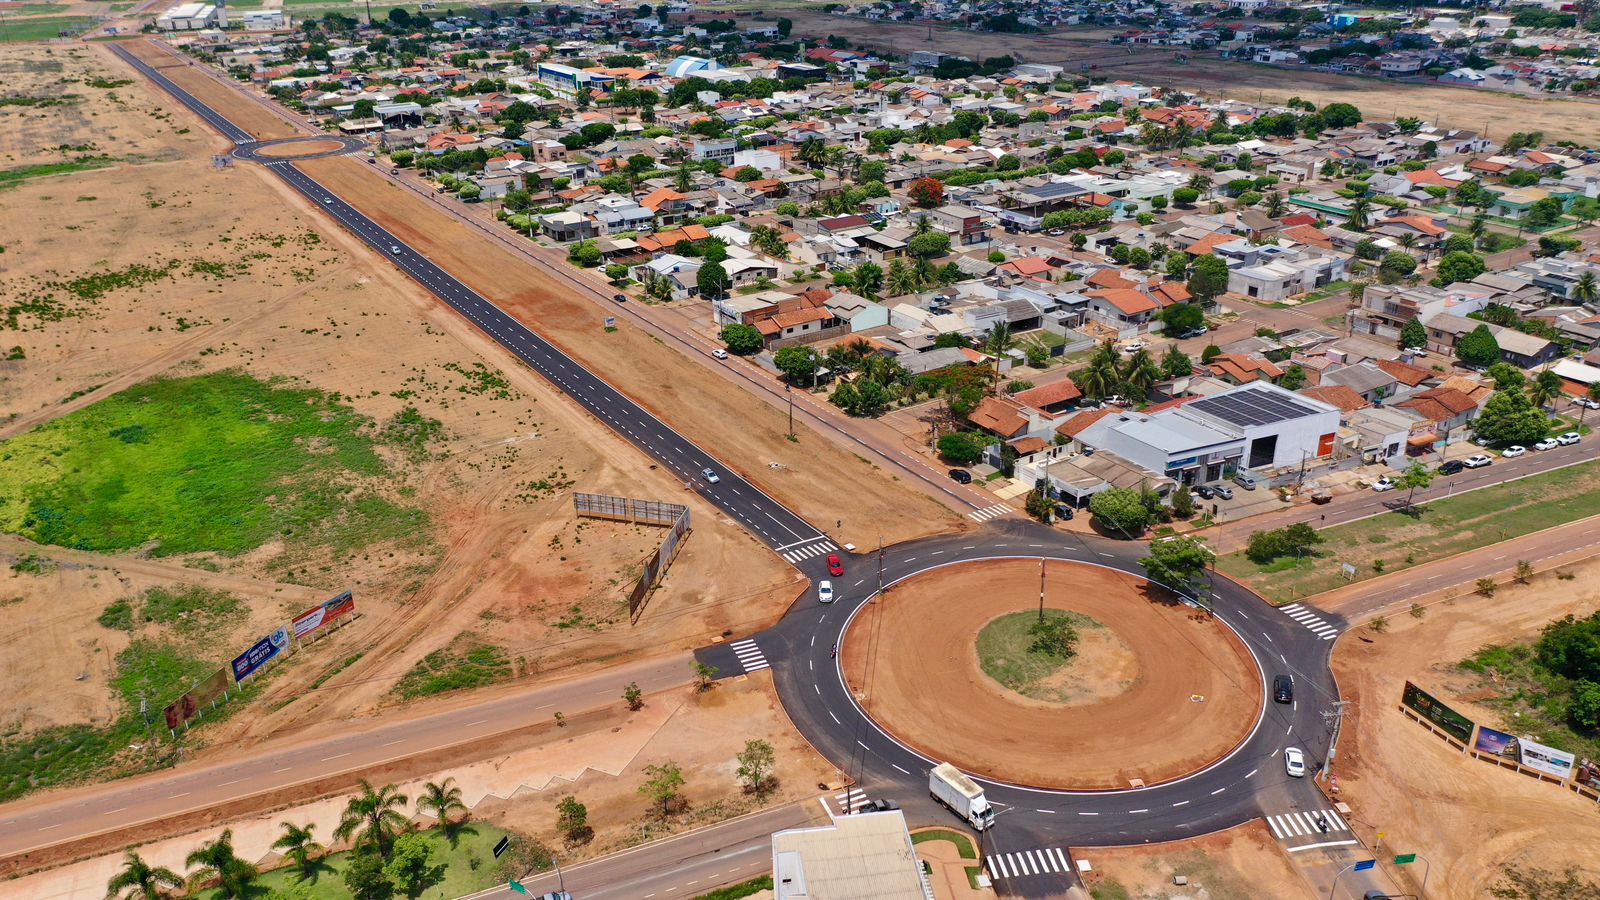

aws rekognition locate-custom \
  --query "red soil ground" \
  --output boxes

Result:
[841,559,1262,789]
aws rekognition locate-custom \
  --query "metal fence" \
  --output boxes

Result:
[575,493,692,622]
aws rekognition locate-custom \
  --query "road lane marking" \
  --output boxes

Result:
[322,753,350,762]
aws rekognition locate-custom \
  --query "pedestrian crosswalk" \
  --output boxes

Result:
[985,847,1073,881]
[780,538,837,564]
[730,638,770,674]
[968,503,1011,522]
[1265,807,1353,846]
[1280,604,1340,641]
[821,788,871,816]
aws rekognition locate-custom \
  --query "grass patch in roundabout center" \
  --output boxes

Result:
[976,609,1102,702]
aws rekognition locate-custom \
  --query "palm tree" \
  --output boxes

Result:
[984,322,1014,358]
[1120,348,1164,398]
[334,780,411,855]
[271,821,324,882]
[417,777,469,831]
[913,213,933,236]
[885,259,919,297]
[106,852,184,900]
[1532,369,1563,411]
[1263,191,1286,218]
[796,137,827,167]
[1574,271,1598,305]
[1345,197,1372,231]
[185,829,258,899]
[1469,211,1488,246]
[851,261,884,298]
[1187,172,1213,192]
[1397,232,1417,251]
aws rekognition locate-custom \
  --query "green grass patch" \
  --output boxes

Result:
[0,371,430,558]
[1459,635,1600,770]
[0,94,79,107]
[975,609,1100,701]
[1218,459,1600,603]
[0,156,115,187]
[912,828,976,859]
[0,16,101,42]
[393,635,512,700]
[689,876,775,900]
[98,597,134,631]
[202,824,516,900]
[139,585,247,636]
[1090,880,1133,900]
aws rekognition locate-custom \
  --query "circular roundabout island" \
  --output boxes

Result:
[840,558,1263,791]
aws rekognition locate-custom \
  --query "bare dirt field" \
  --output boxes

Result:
[778,11,1600,145]
[0,41,799,776]
[841,559,1261,789]
[1331,555,1600,898]
[1073,822,1312,900]
[253,138,347,158]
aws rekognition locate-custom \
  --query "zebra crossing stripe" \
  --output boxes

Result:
[986,848,1069,879]
[781,539,838,563]
[731,639,769,673]
[1268,809,1350,841]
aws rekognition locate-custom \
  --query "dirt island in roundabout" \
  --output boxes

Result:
[839,557,1263,790]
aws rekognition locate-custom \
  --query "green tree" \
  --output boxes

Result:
[1436,250,1487,286]
[567,240,602,267]
[1159,302,1205,334]
[639,761,686,817]
[106,852,184,900]
[1345,196,1372,231]
[696,260,729,299]
[1320,101,1363,128]
[271,822,325,882]
[885,259,920,296]
[1088,488,1150,537]
[851,261,884,297]
[691,660,718,691]
[416,777,467,832]
[1455,323,1501,368]
[1278,364,1307,391]
[736,739,776,794]
[937,431,989,465]
[985,321,1015,358]
[1472,387,1549,445]
[1574,272,1599,305]
[1140,534,1213,601]
[1569,681,1600,732]
[1396,461,1434,511]
[1121,347,1164,396]
[1244,523,1324,564]
[342,852,393,900]
[907,230,951,259]
[1379,250,1417,282]
[1187,255,1230,304]
[623,681,644,711]
[719,323,763,355]
[1028,613,1079,657]
[384,832,441,897]
[1532,369,1564,411]
[1161,347,1193,378]
[1400,318,1428,350]
[1486,362,1526,391]
[185,829,258,899]
[556,796,592,844]
[774,346,820,384]
[334,781,411,856]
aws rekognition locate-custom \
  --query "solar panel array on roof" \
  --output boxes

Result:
[1020,181,1087,200]
[1187,387,1321,428]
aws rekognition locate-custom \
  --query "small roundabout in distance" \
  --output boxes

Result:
[839,557,1264,792]
[231,135,368,163]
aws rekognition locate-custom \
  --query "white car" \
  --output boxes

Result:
[1371,475,1396,492]
[389,245,402,255]
[1558,431,1581,446]
[818,580,835,604]
[1535,438,1560,451]
[711,348,729,360]
[1463,454,1494,468]
[701,467,720,484]
[1284,747,1307,778]
[1501,445,1526,458]
[1575,397,1600,410]
[1121,342,1145,354]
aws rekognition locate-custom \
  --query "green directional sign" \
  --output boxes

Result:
[508,880,528,895]
[1394,853,1417,865]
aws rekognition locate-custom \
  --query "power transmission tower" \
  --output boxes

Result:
[1320,700,1353,781]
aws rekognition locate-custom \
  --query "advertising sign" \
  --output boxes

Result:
[163,666,232,729]
[1401,681,1474,743]
[232,627,290,682]
[292,591,356,640]
[1478,726,1575,779]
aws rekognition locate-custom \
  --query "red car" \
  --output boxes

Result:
[826,553,844,576]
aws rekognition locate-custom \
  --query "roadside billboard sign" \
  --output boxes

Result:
[1476,725,1574,778]
[162,666,232,729]
[232,627,290,682]
[1401,681,1473,743]
[292,591,356,640]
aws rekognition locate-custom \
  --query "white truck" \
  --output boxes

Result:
[929,763,995,831]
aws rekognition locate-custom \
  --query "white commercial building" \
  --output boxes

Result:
[158,2,219,30]
[772,810,933,900]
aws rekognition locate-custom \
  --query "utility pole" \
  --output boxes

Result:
[786,382,794,440]
[1321,700,1353,781]
[1038,556,1046,622]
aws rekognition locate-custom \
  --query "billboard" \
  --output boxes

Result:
[232,627,290,682]
[1401,681,1474,743]
[292,591,356,640]
[1475,726,1575,779]
[163,666,232,730]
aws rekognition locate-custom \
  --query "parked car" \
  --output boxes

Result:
[817,580,834,604]
[1464,454,1493,468]
[1558,431,1581,446]
[1284,747,1307,778]
[1212,484,1234,500]
[1233,471,1260,490]
[1179,327,1208,339]
[701,467,721,484]
[1371,475,1395,491]
[865,798,900,812]
[948,469,973,484]
[711,348,728,360]
[1438,459,1465,475]
[1534,438,1560,451]
[1501,445,1526,458]
[1273,674,1294,703]
[1054,504,1076,521]
[827,553,844,576]
[1193,484,1216,500]
[1575,397,1600,410]
[1121,341,1146,354]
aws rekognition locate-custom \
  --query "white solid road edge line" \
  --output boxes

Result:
[1287,839,1360,853]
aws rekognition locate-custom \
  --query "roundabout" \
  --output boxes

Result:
[231,135,368,163]
[840,558,1262,791]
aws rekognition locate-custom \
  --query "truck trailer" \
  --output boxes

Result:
[929,763,995,831]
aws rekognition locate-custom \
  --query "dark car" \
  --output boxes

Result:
[1054,504,1075,521]
[612,293,627,303]
[865,798,900,812]
[1193,484,1216,500]
[1437,459,1465,475]
[1273,674,1294,704]
[949,469,973,484]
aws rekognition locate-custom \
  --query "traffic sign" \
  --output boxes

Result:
[1354,859,1377,872]
[508,879,527,895]
[1394,853,1417,865]
[604,316,617,328]
[493,835,511,858]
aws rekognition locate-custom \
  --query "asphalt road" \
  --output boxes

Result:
[0,654,690,862]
